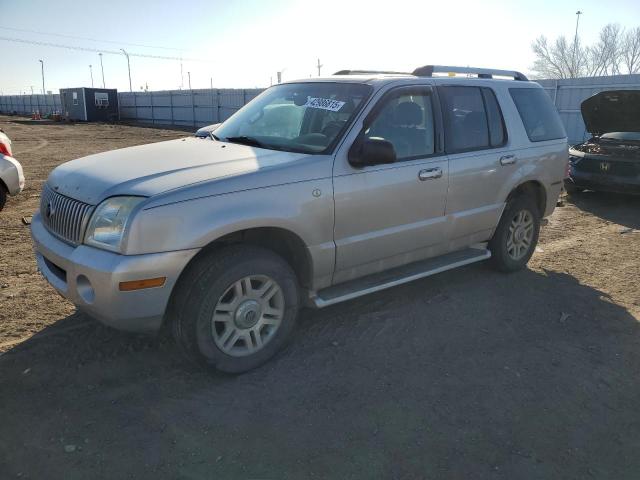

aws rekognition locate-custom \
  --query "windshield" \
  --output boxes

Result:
[214,82,372,154]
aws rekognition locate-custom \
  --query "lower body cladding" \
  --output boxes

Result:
[30,212,200,333]
[567,168,640,195]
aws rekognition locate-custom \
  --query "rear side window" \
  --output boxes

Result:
[509,88,566,142]
[482,88,507,147]
[439,86,489,152]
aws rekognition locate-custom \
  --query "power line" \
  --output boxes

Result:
[0,25,186,52]
[0,36,210,62]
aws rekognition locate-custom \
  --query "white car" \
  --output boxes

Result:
[0,129,25,211]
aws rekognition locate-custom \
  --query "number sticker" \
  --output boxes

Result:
[304,97,345,112]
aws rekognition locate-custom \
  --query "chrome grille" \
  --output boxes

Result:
[40,184,94,245]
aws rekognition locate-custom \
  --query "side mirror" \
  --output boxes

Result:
[349,137,396,167]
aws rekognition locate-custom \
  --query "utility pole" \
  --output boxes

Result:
[277,71,282,83]
[99,53,105,88]
[39,59,45,95]
[30,86,34,94]
[187,71,195,127]
[180,55,184,89]
[572,10,583,78]
[317,58,323,76]
[89,64,94,87]
[120,48,132,92]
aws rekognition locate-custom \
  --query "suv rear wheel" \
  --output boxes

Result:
[170,245,299,373]
[489,194,541,272]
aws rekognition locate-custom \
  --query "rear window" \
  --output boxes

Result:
[509,88,566,142]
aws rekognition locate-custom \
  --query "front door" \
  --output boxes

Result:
[333,86,449,284]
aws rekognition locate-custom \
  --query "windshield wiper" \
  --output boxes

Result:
[210,132,220,141]
[224,136,264,148]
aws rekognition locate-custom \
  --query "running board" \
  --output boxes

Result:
[311,248,491,308]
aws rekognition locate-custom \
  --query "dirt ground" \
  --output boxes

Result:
[1,115,639,479]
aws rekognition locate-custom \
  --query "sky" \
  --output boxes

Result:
[1,0,640,95]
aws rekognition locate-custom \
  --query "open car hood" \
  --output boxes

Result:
[581,90,640,135]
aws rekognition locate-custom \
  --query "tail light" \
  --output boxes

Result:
[0,142,11,157]
[564,161,571,179]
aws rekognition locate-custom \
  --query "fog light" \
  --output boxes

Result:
[76,275,95,304]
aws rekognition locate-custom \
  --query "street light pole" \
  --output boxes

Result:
[89,64,94,87]
[120,48,132,92]
[572,10,583,77]
[39,59,45,95]
[99,53,105,88]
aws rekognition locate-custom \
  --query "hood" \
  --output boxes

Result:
[581,90,640,135]
[48,137,309,204]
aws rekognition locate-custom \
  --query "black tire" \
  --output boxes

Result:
[170,245,299,373]
[489,194,541,272]
[0,183,6,212]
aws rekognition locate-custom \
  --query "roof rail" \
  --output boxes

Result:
[412,65,529,81]
[333,69,410,76]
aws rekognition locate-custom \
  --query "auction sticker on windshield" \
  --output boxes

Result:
[304,97,346,112]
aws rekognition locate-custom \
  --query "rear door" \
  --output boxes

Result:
[438,85,515,244]
[332,85,449,284]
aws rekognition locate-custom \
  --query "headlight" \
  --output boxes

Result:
[84,196,145,252]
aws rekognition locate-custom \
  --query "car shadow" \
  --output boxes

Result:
[568,190,640,229]
[1,265,639,479]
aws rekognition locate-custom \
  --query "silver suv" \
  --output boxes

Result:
[31,65,568,372]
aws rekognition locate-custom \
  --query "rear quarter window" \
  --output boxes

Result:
[509,88,566,142]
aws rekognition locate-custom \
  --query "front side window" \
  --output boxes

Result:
[509,88,566,142]
[364,90,435,160]
[215,82,372,154]
[439,86,489,152]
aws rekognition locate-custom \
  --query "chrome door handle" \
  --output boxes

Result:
[418,167,443,181]
[500,154,517,166]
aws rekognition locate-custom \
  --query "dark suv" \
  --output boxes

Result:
[566,90,640,195]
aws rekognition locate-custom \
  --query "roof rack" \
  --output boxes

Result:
[412,65,528,81]
[333,69,410,76]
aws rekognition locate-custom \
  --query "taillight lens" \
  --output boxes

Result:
[0,142,11,157]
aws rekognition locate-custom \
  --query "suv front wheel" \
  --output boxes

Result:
[489,195,541,272]
[170,245,299,373]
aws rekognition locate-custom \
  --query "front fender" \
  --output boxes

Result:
[0,155,25,195]
[125,178,336,289]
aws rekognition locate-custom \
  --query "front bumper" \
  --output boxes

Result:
[567,168,640,195]
[31,212,200,333]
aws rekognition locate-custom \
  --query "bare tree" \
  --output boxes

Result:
[621,27,640,73]
[532,23,639,78]
[531,35,586,79]
[586,24,623,76]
